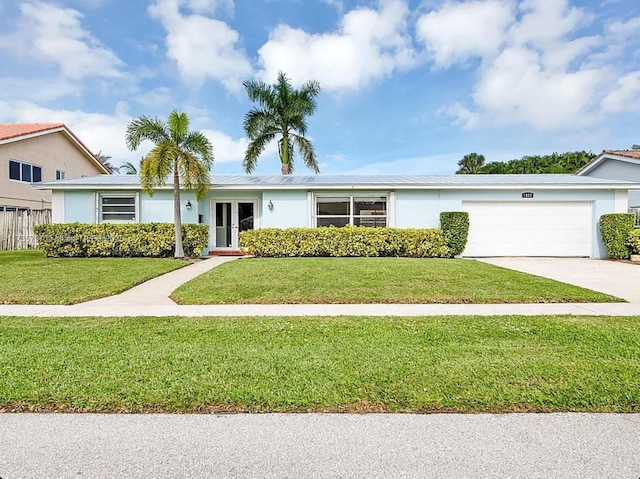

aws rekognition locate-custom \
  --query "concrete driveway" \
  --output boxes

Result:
[479,257,640,303]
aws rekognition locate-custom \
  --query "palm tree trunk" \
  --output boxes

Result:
[173,162,185,259]
[281,134,290,175]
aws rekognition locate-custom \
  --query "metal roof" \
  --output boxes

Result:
[35,173,640,190]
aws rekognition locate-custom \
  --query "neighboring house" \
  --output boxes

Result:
[576,150,640,217]
[36,174,640,259]
[0,123,110,211]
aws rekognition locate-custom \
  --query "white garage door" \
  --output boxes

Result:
[462,201,592,257]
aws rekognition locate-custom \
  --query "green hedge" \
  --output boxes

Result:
[626,229,640,255]
[440,211,470,256]
[239,226,451,258]
[599,214,635,259]
[34,223,209,258]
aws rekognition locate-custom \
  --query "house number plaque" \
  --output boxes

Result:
[522,192,534,199]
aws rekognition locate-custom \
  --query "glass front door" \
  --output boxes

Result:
[213,200,256,249]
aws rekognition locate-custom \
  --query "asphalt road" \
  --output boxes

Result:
[1,413,639,478]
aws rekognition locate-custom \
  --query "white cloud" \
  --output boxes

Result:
[417,0,632,130]
[135,87,174,107]
[0,2,124,79]
[0,100,133,161]
[257,0,416,91]
[416,0,515,67]
[508,0,588,47]
[148,0,251,91]
[601,71,640,113]
[606,15,640,37]
[201,129,248,163]
[0,99,256,168]
[472,46,603,129]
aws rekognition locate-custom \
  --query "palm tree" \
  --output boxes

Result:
[455,153,486,174]
[243,71,321,175]
[120,161,138,175]
[96,151,118,173]
[125,110,214,259]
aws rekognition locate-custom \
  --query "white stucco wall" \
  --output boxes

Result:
[57,185,623,258]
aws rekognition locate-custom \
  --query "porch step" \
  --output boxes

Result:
[208,250,248,256]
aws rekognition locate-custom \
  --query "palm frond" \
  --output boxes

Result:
[125,116,169,150]
[182,131,214,169]
[244,131,278,173]
[168,110,190,145]
[139,141,175,195]
[243,109,277,139]
[292,134,319,173]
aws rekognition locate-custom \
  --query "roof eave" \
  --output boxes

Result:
[34,182,640,191]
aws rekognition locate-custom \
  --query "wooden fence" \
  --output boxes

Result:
[0,209,52,250]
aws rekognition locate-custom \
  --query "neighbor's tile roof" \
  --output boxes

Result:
[37,173,640,189]
[603,149,640,160]
[0,123,65,141]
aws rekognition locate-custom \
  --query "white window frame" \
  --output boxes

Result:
[98,193,139,224]
[56,170,65,180]
[312,193,392,228]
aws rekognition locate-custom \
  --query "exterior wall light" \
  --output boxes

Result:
[268,200,274,211]
[186,200,192,210]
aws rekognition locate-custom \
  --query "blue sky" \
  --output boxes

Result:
[0,0,639,175]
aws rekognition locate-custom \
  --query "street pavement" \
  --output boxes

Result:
[1,413,639,478]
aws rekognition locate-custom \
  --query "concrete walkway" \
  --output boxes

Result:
[479,257,640,303]
[80,255,241,306]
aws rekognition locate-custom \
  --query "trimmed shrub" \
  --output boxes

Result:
[440,211,470,256]
[34,223,208,258]
[239,226,451,258]
[599,213,635,259]
[626,229,640,255]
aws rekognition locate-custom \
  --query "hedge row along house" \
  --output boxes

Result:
[34,170,640,259]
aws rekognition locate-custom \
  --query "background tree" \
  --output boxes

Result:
[96,151,117,173]
[125,110,214,258]
[243,71,321,175]
[120,160,138,175]
[455,153,486,174]
[473,151,596,174]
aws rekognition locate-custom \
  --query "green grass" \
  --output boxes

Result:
[1,315,639,413]
[172,257,621,304]
[0,250,185,304]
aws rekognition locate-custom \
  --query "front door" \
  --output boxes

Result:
[213,200,257,250]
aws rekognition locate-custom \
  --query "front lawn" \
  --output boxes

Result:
[1,315,638,413]
[0,250,185,304]
[171,257,620,304]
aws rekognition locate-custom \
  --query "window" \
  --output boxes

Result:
[9,161,20,180]
[0,206,28,212]
[100,195,137,223]
[630,207,640,228]
[315,195,388,227]
[56,170,65,180]
[8,160,42,183]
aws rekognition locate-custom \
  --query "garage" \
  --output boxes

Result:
[462,201,593,257]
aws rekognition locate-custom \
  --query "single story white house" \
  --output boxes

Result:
[36,174,640,258]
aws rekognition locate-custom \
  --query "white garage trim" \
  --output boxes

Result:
[462,201,593,257]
